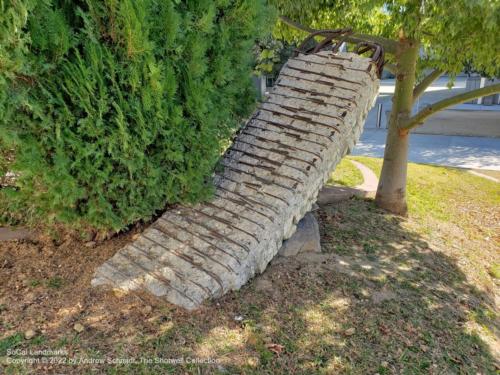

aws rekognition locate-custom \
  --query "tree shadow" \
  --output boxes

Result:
[144,198,498,374]
[1,199,498,374]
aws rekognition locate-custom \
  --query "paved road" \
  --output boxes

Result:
[353,129,500,171]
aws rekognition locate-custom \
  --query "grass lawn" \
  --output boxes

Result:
[327,159,364,187]
[1,157,499,374]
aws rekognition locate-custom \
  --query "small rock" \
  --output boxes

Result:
[344,327,356,336]
[143,305,153,315]
[84,241,96,248]
[279,213,321,257]
[381,361,389,368]
[234,315,244,322]
[73,323,85,333]
[317,186,358,205]
[420,344,429,352]
[24,329,36,340]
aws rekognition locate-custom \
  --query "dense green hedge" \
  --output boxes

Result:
[0,0,273,230]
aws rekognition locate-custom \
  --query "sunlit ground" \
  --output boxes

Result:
[1,157,499,374]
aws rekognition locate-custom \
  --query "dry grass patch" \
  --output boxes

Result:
[1,158,499,374]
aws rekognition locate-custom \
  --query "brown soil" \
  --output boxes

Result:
[0,194,498,374]
[0,228,173,348]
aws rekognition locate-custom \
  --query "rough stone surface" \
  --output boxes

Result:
[317,185,365,205]
[278,213,321,257]
[91,51,380,310]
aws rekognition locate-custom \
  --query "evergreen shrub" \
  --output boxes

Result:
[0,0,273,230]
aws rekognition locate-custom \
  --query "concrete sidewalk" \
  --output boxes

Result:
[353,129,500,171]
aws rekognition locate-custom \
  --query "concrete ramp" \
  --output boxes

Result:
[92,51,380,310]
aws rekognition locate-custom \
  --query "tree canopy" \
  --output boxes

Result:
[272,0,500,78]
[272,0,500,215]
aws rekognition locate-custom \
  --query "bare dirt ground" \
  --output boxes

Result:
[1,159,499,374]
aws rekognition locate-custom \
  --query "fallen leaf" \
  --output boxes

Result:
[344,327,356,336]
[265,343,285,355]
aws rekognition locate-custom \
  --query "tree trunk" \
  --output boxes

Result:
[375,39,419,215]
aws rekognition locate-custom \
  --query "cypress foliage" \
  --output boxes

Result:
[0,0,273,230]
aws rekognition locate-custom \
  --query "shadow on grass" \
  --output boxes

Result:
[106,199,497,374]
[1,199,498,374]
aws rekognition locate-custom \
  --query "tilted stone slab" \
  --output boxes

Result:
[91,51,380,310]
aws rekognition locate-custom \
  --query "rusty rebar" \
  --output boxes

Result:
[295,28,385,78]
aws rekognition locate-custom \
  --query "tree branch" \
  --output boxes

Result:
[412,69,444,102]
[401,83,500,131]
[278,16,398,55]
[279,15,316,33]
